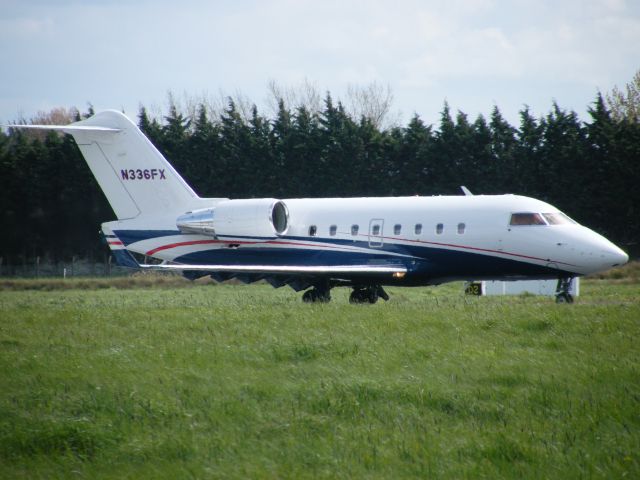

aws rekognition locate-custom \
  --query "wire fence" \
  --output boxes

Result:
[0,256,133,278]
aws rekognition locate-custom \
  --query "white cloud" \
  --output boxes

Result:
[0,0,639,124]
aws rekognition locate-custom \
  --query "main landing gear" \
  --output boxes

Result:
[349,285,389,304]
[555,277,575,304]
[302,279,332,303]
[302,287,331,303]
[301,284,390,304]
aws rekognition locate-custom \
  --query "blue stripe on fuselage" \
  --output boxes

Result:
[113,229,574,281]
[114,230,181,246]
[172,244,570,283]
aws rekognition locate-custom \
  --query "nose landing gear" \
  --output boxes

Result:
[555,277,575,304]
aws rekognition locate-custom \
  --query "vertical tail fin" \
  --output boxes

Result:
[63,110,200,219]
[9,110,202,219]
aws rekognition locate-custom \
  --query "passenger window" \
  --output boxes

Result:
[351,224,359,236]
[394,224,401,235]
[457,222,466,234]
[329,225,337,236]
[309,225,317,236]
[510,213,546,226]
[436,223,444,235]
[372,224,380,236]
[415,223,422,235]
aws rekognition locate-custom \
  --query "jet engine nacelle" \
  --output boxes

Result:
[176,198,289,238]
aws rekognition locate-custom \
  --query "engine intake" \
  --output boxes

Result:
[176,198,289,238]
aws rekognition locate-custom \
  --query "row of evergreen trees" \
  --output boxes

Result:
[1,92,638,265]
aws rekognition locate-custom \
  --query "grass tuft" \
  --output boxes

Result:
[587,260,640,283]
[0,420,117,460]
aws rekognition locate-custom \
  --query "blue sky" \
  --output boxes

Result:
[1,0,639,126]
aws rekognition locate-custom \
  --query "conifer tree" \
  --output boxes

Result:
[187,104,220,196]
[395,114,433,194]
[489,106,517,192]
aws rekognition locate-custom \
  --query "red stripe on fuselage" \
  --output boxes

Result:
[145,238,364,256]
[143,235,574,268]
[385,236,576,267]
[146,239,220,256]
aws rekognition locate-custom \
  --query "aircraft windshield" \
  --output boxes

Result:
[510,212,578,226]
[542,212,576,225]
[509,213,546,226]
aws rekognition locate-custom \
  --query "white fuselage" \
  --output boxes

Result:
[104,194,628,285]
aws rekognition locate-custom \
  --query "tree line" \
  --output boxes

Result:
[1,89,639,268]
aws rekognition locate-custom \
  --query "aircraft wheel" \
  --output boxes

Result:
[349,289,366,304]
[350,287,379,304]
[349,290,362,304]
[302,289,316,303]
[555,292,574,304]
[303,288,331,303]
[555,277,575,304]
[366,290,379,304]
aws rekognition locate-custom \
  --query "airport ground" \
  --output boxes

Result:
[1,264,638,479]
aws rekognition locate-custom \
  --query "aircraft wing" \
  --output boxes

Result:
[102,215,408,291]
[140,262,407,290]
[138,263,407,276]
[105,234,407,277]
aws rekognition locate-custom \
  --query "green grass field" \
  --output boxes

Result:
[1,275,639,479]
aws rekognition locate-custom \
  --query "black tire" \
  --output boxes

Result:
[350,288,378,304]
[303,288,331,303]
[349,290,363,304]
[302,289,316,303]
[555,292,574,304]
[367,290,379,304]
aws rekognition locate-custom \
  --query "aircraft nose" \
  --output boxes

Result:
[607,244,629,268]
[592,241,629,272]
[574,228,629,274]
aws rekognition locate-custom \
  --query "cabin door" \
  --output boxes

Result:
[368,219,384,248]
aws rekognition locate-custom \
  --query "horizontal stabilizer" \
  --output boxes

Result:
[4,124,121,133]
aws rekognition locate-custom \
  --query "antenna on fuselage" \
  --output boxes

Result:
[460,186,473,196]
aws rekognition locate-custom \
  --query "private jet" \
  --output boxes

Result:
[9,110,628,303]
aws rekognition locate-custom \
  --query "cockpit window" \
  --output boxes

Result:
[542,212,576,225]
[509,213,546,226]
